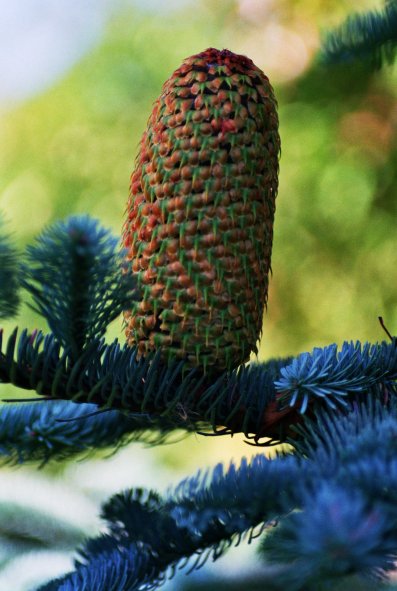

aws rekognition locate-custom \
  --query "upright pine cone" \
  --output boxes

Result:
[123,48,280,373]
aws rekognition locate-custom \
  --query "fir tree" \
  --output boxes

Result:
[1,2,397,590]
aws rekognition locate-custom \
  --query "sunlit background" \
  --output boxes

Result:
[0,0,396,588]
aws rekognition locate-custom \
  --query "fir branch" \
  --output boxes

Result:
[37,400,397,590]
[275,341,397,413]
[21,215,138,358]
[164,454,299,540]
[291,390,397,479]
[260,483,397,586]
[0,218,20,319]
[0,328,284,441]
[2,328,397,444]
[321,0,397,68]
[0,400,184,466]
[259,400,397,587]
[99,454,300,558]
[38,543,159,591]
[37,455,301,591]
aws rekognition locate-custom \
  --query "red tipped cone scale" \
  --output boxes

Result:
[123,48,280,373]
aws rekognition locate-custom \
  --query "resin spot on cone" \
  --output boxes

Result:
[123,48,280,373]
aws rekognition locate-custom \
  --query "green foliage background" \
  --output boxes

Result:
[0,0,396,588]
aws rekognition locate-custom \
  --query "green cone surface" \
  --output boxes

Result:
[123,48,280,373]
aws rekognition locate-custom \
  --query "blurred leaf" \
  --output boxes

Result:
[0,502,86,550]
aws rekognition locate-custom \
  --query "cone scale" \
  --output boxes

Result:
[123,48,280,373]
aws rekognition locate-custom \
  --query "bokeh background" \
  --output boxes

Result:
[0,0,396,589]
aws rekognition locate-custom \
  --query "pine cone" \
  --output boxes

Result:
[123,48,280,373]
